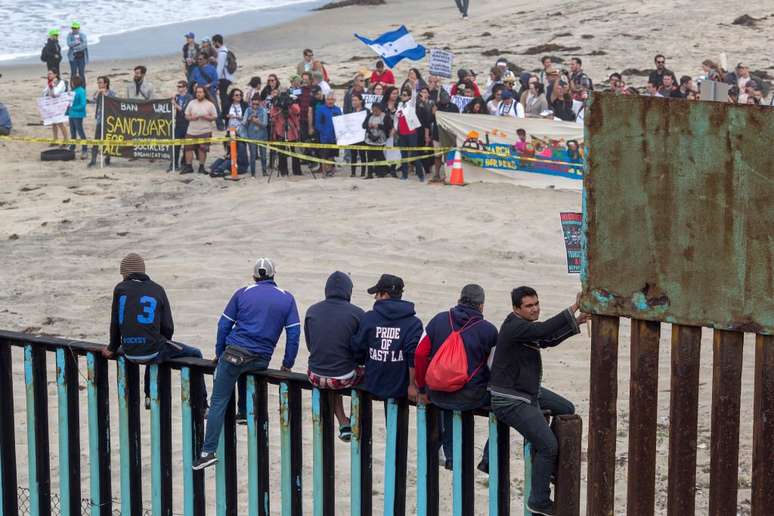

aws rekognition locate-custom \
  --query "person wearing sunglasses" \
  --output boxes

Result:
[648,54,677,88]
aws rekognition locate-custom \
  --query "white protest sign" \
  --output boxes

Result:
[428,49,454,79]
[37,93,74,125]
[397,101,422,131]
[362,94,383,111]
[384,135,401,162]
[333,110,368,146]
[451,95,473,112]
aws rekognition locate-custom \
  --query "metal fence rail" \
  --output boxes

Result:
[0,329,582,516]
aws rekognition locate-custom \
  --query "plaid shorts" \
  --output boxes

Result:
[307,367,364,390]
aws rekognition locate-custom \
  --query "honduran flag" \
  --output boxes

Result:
[355,26,427,68]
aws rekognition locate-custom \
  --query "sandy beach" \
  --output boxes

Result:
[0,0,768,513]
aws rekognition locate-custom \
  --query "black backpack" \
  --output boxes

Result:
[226,50,238,75]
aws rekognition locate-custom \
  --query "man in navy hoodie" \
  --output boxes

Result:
[414,284,498,471]
[305,271,365,441]
[351,274,423,401]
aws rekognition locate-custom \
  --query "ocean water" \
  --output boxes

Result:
[0,0,318,62]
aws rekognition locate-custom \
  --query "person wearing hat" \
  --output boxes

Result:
[103,254,206,408]
[182,33,199,81]
[351,274,423,401]
[451,69,481,97]
[40,29,62,75]
[67,21,88,84]
[414,284,498,472]
[496,89,525,118]
[488,287,588,515]
[194,258,300,470]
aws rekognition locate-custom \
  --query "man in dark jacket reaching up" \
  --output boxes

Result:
[305,271,365,441]
[351,274,423,401]
[488,286,588,516]
[414,284,497,471]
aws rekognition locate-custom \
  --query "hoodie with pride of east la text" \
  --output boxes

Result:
[351,298,423,400]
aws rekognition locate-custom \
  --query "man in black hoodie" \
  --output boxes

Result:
[104,253,205,408]
[351,274,423,401]
[305,271,365,441]
[488,286,588,516]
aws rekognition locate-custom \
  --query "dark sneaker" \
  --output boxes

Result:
[526,501,555,516]
[180,165,194,174]
[87,161,96,168]
[192,452,218,470]
[477,459,489,475]
[235,412,247,425]
[338,424,352,442]
[198,164,207,174]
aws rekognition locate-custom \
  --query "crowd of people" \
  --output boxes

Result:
[33,25,772,182]
[107,253,589,515]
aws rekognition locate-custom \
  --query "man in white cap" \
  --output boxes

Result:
[193,257,300,470]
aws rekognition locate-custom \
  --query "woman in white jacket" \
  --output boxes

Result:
[42,69,69,146]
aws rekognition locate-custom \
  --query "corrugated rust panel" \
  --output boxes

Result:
[581,93,774,334]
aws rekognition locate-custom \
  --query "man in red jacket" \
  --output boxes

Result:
[414,284,497,472]
[369,60,395,90]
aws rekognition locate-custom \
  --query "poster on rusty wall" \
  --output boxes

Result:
[560,212,583,273]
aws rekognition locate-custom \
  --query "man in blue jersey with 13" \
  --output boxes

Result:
[193,257,300,470]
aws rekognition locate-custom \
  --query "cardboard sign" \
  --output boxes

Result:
[102,97,173,160]
[333,110,368,146]
[37,93,74,125]
[428,49,454,79]
[560,212,583,273]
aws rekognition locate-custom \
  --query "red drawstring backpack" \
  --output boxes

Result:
[425,312,483,392]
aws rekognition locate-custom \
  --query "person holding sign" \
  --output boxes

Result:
[348,94,368,177]
[362,102,392,179]
[394,88,425,182]
[41,69,69,146]
[182,86,217,174]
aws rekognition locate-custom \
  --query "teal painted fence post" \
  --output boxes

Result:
[216,426,227,516]
[524,441,533,516]
[56,348,81,516]
[56,349,71,516]
[279,382,292,516]
[181,367,195,516]
[86,352,111,516]
[246,375,270,516]
[351,390,362,516]
[116,356,133,516]
[312,388,323,516]
[452,411,463,516]
[24,345,44,516]
[247,376,259,516]
[383,399,398,516]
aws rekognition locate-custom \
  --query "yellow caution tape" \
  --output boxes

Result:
[261,141,448,167]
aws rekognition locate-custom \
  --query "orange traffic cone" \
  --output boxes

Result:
[448,150,465,186]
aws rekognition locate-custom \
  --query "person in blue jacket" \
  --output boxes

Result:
[414,284,497,472]
[193,257,300,470]
[190,53,219,100]
[0,102,12,136]
[351,274,423,401]
[314,92,341,177]
[67,75,88,158]
[305,271,365,441]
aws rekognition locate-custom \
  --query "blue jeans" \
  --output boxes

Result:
[247,142,267,176]
[490,387,575,508]
[68,117,87,153]
[137,340,206,400]
[399,132,424,180]
[202,353,270,453]
[455,0,469,15]
[69,58,86,82]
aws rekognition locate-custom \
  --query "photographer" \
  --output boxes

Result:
[270,88,302,176]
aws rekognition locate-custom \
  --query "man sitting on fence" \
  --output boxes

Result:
[351,274,423,402]
[103,253,206,409]
[305,271,365,441]
[414,284,498,472]
[193,257,300,470]
[488,287,588,516]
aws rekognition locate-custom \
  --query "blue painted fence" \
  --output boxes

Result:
[0,330,582,516]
